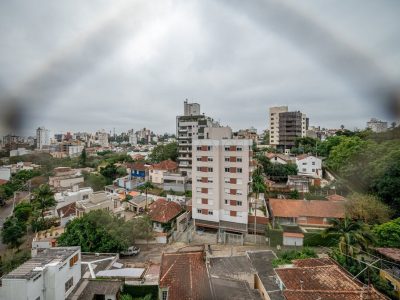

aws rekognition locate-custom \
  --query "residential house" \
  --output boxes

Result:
[75,191,121,217]
[57,202,77,226]
[31,227,65,252]
[269,198,345,228]
[148,159,178,185]
[126,194,153,213]
[49,167,84,191]
[265,153,294,165]
[127,162,148,180]
[163,172,190,192]
[148,198,182,243]
[159,248,213,300]
[295,154,322,179]
[274,258,387,299]
[0,247,81,300]
[286,175,310,193]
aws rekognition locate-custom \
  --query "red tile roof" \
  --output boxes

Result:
[375,248,400,263]
[269,199,345,219]
[148,198,182,223]
[283,232,304,238]
[126,162,147,171]
[293,257,336,267]
[159,250,212,300]
[326,194,346,201]
[149,160,178,171]
[57,202,76,218]
[275,261,387,300]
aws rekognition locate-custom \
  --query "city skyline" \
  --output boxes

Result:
[0,1,399,136]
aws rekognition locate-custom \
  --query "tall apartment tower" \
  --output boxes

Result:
[36,126,50,149]
[192,127,253,235]
[269,106,288,146]
[278,111,308,150]
[176,101,217,177]
[366,118,388,133]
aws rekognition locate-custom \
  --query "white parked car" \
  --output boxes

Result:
[120,246,140,256]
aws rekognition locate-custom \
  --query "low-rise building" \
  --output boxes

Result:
[148,198,182,243]
[148,159,178,184]
[126,194,152,213]
[0,247,81,300]
[295,154,322,178]
[127,162,148,180]
[31,227,65,251]
[269,198,345,228]
[163,172,190,192]
[375,248,400,298]
[265,153,295,165]
[0,167,11,181]
[75,191,119,217]
[9,148,32,157]
[49,167,84,191]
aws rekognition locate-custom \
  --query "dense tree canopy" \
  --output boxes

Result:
[148,142,178,162]
[373,218,400,248]
[1,217,27,248]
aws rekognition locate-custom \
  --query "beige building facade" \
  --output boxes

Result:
[192,130,253,234]
[269,106,288,146]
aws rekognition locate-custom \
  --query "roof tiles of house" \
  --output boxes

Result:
[148,198,182,223]
[159,250,212,300]
[149,159,178,171]
[375,247,400,263]
[266,153,293,162]
[269,198,345,219]
[326,194,346,201]
[292,257,336,267]
[126,162,147,171]
[57,202,76,218]
[275,260,387,300]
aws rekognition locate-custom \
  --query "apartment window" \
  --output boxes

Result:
[196,157,202,161]
[82,194,89,200]
[237,201,243,206]
[237,168,243,173]
[207,146,212,151]
[230,211,237,217]
[208,211,213,215]
[224,188,230,194]
[224,146,230,151]
[208,167,213,172]
[237,157,242,162]
[197,209,202,214]
[196,146,202,151]
[196,177,202,182]
[208,157,213,162]
[225,167,230,172]
[237,179,243,184]
[224,199,228,205]
[312,162,315,165]
[196,187,202,192]
[302,162,307,165]
[202,198,208,205]
[312,169,315,172]
[237,190,243,195]
[197,167,201,171]
[65,277,74,293]
[208,178,213,183]
[237,147,243,151]
[162,290,168,300]
[302,168,306,172]
[225,157,230,162]
[224,177,230,183]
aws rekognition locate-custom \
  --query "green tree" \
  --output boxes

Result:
[344,193,391,224]
[148,142,178,162]
[13,202,33,223]
[324,219,375,262]
[326,136,366,172]
[32,184,56,221]
[130,215,154,247]
[83,172,107,191]
[100,164,119,183]
[1,217,27,249]
[138,182,154,211]
[58,210,132,252]
[373,218,400,248]
[79,148,87,167]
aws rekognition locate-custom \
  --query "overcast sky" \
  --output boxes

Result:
[0,0,399,136]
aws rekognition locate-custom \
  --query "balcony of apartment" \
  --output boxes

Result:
[178,148,191,153]
[178,156,191,161]
[178,161,191,168]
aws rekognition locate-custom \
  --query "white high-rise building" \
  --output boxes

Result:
[367,118,388,133]
[36,126,50,149]
[176,101,219,177]
[128,129,138,145]
[192,127,253,235]
[96,130,109,147]
[268,106,288,146]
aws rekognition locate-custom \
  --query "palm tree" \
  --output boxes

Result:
[138,181,154,211]
[32,184,56,221]
[324,218,375,262]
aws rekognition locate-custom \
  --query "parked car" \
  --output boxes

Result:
[120,246,140,257]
